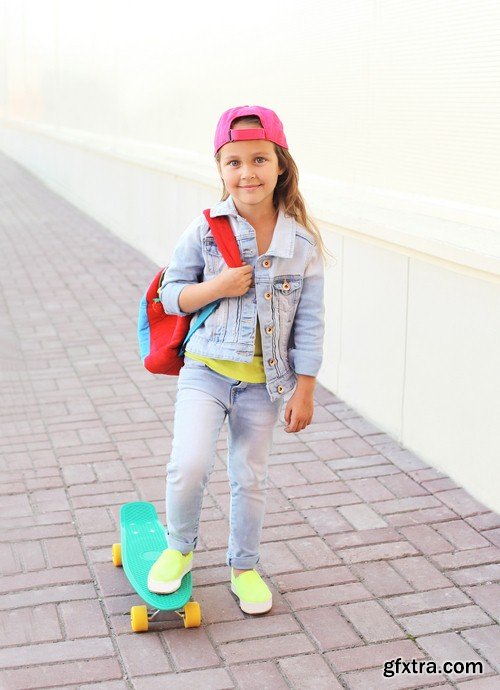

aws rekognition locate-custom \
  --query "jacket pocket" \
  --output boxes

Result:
[202,237,225,275]
[273,275,302,323]
[203,297,229,341]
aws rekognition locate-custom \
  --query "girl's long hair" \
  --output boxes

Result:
[215,116,335,264]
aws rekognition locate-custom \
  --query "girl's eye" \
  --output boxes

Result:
[227,157,267,166]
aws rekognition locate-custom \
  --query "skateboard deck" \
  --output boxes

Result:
[113,501,200,630]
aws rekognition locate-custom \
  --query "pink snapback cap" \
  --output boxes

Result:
[214,105,288,156]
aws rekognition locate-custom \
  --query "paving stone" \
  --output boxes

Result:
[436,489,490,518]
[337,503,388,530]
[463,584,500,621]
[449,564,500,587]
[466,514,500,531]
[383,587,470,616]
[0,659,123,690]
[339,600,405,642]
[286,535,342,567]
[416,632,493,680]
[285,582,372,609]
[327,454,390,471]
[259,541,303,575]
[0,637,115,668]
[345,477,395,502]
[350,561,414,597]
[398,606,493,636]
[433,520,491,550]
[399,525,454,555]
[300,506,353,535]
[455,677,500,689]
[372,495,442,515]
[483,528,500,548]
[461,625,500,673]
[334,436,377,456]
[341,665,455,689]
[116,631,172,675]
[307,439,350,460]
[0,565,93,595]
[132,668,234,690]
[282,481,350,499]
[326,639,426,673]
[431,547,500,570]
[390,556,452,590]
[296,605,363,650]
[278,653,344,689]
[209,613,300,644]
[387,506,458,527]
[338,541,419,564]
[336,464,401,480]
[0,604,63,646]
[9,540,46,571]
[59,599,109,638]
[229,661,288,690]
[292,491,361,510]
[421,477,460,493]
[378,473,430,497]
[275,565,355,592]
[326,526,401,549]
[44,536,87,567]
[219,632,315,664]
[161,627,220,671]
[295,460,339,483]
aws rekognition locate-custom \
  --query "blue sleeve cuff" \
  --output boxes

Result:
[160,282,192,316]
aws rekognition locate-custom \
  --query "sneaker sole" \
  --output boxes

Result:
[230,583,272,614]
[147,558,193,594]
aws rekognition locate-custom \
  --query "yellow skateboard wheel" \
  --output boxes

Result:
[183,601,201,628]
[130,605,149,632]
[112,543,122,566]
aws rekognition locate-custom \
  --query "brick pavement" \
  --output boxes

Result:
[0,151,499,689]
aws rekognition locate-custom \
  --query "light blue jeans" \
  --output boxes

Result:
[166,356,284,569]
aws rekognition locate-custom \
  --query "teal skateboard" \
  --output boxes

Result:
[112,501,201,632]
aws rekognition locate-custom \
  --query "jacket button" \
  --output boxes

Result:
[265,325,273,334]
[282,281,290,291]
[268,358,277,366]
[264,292,272,300]
[277,385,285,394]
[263,259,271,268]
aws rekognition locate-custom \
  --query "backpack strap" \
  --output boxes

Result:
[203,209,242,268]
[178,209,243,357]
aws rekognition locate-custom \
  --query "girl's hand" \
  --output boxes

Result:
[284,390,314,433]
[214,262,253,298]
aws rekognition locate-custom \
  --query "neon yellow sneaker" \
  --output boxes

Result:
[230,568,273,614]
[147,548,193,594]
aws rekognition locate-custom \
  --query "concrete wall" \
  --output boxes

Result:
[1,0,499,511]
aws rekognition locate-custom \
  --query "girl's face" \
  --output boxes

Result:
[217,122,284,215]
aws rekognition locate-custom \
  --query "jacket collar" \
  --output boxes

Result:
[209,195,296,259]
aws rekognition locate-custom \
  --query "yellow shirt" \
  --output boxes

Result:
[185,316,266,383]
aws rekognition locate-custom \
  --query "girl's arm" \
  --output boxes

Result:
[288,242,325,378]
[159,216,253,314]
[284,246,324,433]
[179,262,253,312]
[159,216,209,316]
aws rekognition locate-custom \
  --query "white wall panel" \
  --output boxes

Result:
[404,261,500,510]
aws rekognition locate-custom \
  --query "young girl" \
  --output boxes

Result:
[147,105,328,614]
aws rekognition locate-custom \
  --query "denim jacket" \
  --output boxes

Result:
[160,195,325,401]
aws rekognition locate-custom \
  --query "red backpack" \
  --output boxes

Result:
[138,209,242,375]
